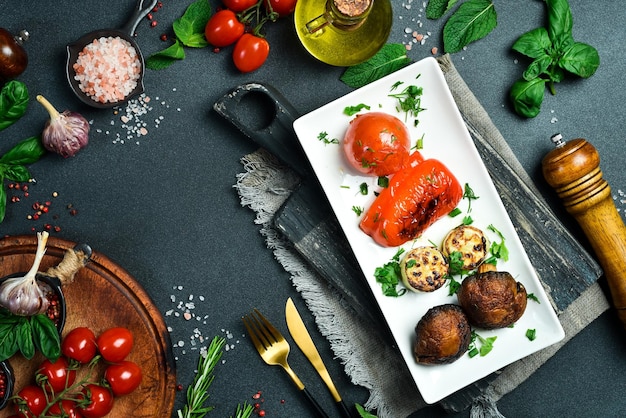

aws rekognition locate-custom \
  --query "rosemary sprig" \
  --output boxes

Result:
[231,402,254,418]
[178,336,226,418]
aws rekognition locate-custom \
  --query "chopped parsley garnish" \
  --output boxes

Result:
[527,293,540,303]
[377,176,389,188]
[462,215,473,225]
[526,329,537,341]
[388,82,425,127]
[373,248,407,297]
[344,103,371,116]
[448,207,462,218]
[352,206,364,216]
[468,331,497,358]
[359,182,368,195]
[488,224,509,261]
[317,131,339,145]
[462,183,479,213]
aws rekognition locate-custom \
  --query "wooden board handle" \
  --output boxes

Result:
[543,136,626,327]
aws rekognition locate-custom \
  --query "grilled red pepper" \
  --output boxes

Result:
[360,158,463,247]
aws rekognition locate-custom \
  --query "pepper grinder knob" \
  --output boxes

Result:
[542,134,626,328]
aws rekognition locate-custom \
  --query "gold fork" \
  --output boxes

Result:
[243,308,330,418]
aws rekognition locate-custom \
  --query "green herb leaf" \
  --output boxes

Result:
[512,27,552,59]
[317,131,339,145]
[340,44,411,89]
[527,293,540,303]
[17,319,35,359]
[31,314,61,362]
[468,331,497,358]
[510,77,546,118]
[389,83,425,127]
[0,183,6,224]
[173,0,212,47]
[526,328,537,341]
[558,42,600,78]
[374,248,407,297]
[545,0,573,49]
[0,80,29,132]
[2,163,31,182]
[426,0,458,19]
[462,183,478,212]
[146,40,186,70]
[355,404,378,418]
[0,314,20,361]
[443,0,497,53]
[522,55,553,81]
[0,136,46,165]
[448,207,462,218]
[344,103,371,116]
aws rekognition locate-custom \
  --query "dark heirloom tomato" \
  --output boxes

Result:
[342,112,412,177]
[360,158,463,247]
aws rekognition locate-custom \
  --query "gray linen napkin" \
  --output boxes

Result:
[234,55,609,417]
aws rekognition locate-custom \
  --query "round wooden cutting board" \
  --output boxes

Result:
[0,235,176,417]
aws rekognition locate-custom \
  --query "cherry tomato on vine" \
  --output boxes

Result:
[223,0,258,12]
[48,399,83,418]
[104,361,143,396]
[62,327,97,364]
[79,384,115,418]
[96,327,134,363]
[37,357,77,393]
[265,0,297,17]
[232,33,270,73]
[205,9,245,47]
[13,385,46,417]
[342,112,412,177]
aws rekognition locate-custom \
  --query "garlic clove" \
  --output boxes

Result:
[36,95,89,158]
[0,231,50,316]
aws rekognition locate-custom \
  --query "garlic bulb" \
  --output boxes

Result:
[0,231,50,316]
[36,95,89,158]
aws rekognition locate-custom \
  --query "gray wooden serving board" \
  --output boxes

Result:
[214,82,602,412]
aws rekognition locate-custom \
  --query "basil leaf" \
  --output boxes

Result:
[512,27,551,59]
[31,314,61,361]
[426,0,458,19]
[523,55,553,81]
[173,0,211,47]
[146,41,186,70]
[510,77,546,118]
[545,0,573,48]
[2,164,31,182]
[17,319,35,360]
[443,0,497,53]
[340,44,411,89]
[0,136,46,165]
[0,319,20,361]
[0,80,29,132]
[558,42,600,78]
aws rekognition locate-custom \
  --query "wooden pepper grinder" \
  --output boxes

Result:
[542,134,626,328]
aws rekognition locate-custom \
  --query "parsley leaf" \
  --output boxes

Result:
[373,249,407,297]
[344,103,371,116]
[462,183,479,212]
[468,331,497,358]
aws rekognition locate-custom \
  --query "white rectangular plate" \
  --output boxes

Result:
[293,57,564,404]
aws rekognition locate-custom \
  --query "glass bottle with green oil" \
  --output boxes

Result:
[294,0,393,67]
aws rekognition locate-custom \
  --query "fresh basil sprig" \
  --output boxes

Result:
[146,0,212,70]
[0,80,29,132]
[0,308,61,362]
[0,136,46,222]
[510,0,599,118]
[426,0,497,54]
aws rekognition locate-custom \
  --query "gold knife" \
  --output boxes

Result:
[285,298,354,418]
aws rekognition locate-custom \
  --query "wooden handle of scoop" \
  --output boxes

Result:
[543,135,626,328]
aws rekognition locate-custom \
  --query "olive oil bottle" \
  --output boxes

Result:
[294,0,393,67]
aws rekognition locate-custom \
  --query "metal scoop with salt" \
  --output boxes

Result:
[66,0,157,109]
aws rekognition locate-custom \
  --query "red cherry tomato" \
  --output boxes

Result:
[62,327,97,364]
[265,0,297,17]
[37,357,77,393]
[205,9,245,47]
[79,384,115,418]
[342,112,412,177]
[104,361,143,396]
[223,0,258,12]
[360,158,463,247]
[96,327,134,363]
[48,399,83,418]
[13,385,46,417]
[232,33,270,73]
